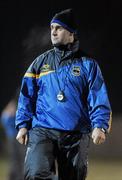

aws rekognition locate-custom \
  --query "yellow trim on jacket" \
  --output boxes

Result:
[24,71,55,79]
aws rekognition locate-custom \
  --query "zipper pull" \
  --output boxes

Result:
[61,50,65,57]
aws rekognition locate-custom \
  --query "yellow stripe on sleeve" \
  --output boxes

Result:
[24,71,55,79]
[39,70,55,78]
[24,73,37,78]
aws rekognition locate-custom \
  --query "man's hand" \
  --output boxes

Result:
[92,128,106,145]
[16,128,28,145]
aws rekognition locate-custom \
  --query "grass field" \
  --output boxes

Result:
[0,157,9,180]
[87,158,122,180]
[0,157,122,180]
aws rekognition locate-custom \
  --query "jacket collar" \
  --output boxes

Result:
[54,40,80,59]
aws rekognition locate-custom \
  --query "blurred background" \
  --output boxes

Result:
[0,0,122,180]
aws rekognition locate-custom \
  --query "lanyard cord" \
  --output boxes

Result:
[54,54,72,93]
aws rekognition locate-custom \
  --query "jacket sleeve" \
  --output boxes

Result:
[86,59,112,132]
[15,60,38,130]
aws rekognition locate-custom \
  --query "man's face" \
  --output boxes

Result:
[50,23,74,46]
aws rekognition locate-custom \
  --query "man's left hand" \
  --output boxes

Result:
[92,128,106,145]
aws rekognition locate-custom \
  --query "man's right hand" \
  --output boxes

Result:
[16,128,28,145]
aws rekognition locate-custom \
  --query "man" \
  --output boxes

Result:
[16,9,112,180]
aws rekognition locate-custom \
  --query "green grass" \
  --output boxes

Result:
[87,158,122,180]
[0,157,9,180]
[0,157,122,180]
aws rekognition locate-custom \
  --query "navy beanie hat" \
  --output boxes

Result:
[50,9,77,33]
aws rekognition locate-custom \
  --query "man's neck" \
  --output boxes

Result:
[53,43,73,51]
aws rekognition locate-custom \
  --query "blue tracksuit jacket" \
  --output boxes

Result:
[16,42,112,133]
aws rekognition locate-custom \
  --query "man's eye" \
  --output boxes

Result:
[58,27,63,30]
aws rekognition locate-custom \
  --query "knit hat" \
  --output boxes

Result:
[50,9,77,33]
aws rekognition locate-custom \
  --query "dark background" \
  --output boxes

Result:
[0,0,121,114]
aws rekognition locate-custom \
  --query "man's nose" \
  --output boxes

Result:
[52,29,57,36]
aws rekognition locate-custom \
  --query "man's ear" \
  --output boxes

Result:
[69,33,74,43]
[69,32,74,36]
